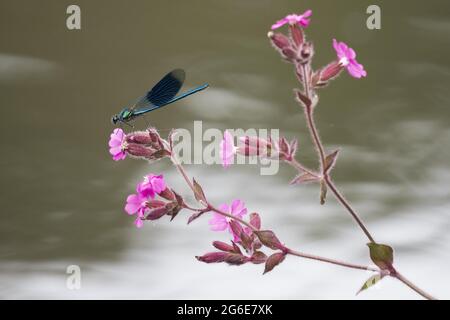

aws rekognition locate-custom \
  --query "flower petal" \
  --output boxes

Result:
[271,18,288,30]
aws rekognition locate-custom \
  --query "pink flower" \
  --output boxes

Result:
[137,174,166,198]
[209,200,248,241]
[333,39,367,79]
[109,128,127,161]
[220,130,237,168]
[271,10,312,30]
[125,193,148,228]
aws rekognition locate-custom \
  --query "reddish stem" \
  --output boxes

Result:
[392,270,436,300]
[293,61,435,300]
[169,152,378,278]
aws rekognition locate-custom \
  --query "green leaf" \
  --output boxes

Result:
[367,243,394,270]
[356,274,383,295]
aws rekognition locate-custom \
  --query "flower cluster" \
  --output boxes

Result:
[109,127,171,162]
[199,209,280,269]
[125,174,184,228]
[220,130,298,167]
[268,10,366,83]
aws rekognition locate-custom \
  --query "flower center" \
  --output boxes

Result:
[287,14,299,25]
[339,57,349,67]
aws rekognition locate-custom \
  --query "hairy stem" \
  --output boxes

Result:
[287,157,320,178]
[286,248,378,272]
[392,270,436,300]
[294,62,435,300]
[325,176,375,243]
[169,151,378,277]
[298,63,375,243]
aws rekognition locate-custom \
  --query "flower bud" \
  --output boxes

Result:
[281,48,298,61]
[298,42,314,64]
[213,241,235,253]
[250,251,267,264]
[124,128,170,161]
[249,213,261,230]
[229,220,244,241]
[254,230,285,250]
[196,251,249,265]
[289,24,304,48]
[145,206,169,220]
[196,252,227,263]
[147,199,166,209]
[125,143,157,159]
[158,187,176,201]
[263,252,286,274]
[315,60,344,87]
[224,253,250,265]
[237,136,273,157]
[126,131,153,145]
[267,31,291,51]
[148,127,163,145]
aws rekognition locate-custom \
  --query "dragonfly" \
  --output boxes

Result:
[111,69,209,126]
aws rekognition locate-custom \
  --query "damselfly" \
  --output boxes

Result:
[111,69,208,126]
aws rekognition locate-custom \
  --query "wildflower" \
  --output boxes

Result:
[220,130,238,168]
[137,174,166,198]
[333,39,367,78]
[209,199,247,241]
[271,10,312,30]
[124,193,148,228]
[109,128,126,161]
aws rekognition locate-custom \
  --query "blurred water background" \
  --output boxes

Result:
[0,0,449,299]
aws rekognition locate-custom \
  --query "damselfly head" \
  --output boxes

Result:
[111,114,119,124]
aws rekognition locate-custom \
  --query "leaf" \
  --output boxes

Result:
[166,203,182,221]
[289,139,298,157]
[212,241,235,253]
[263,252,286,274]
[192,178,206,203]
[290,172,319,185]
[294,89,311,108]
[187,210,209,224]
[168,129,178,151]
[231,241,242,255]
[356,274,384,295]
[367,243,394,270]
[173,191,185,206]
[254,230,284,250]
[319,179,327,205]
[324,149,340,174]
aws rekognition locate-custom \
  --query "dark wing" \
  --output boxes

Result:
[133,69,185,111]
